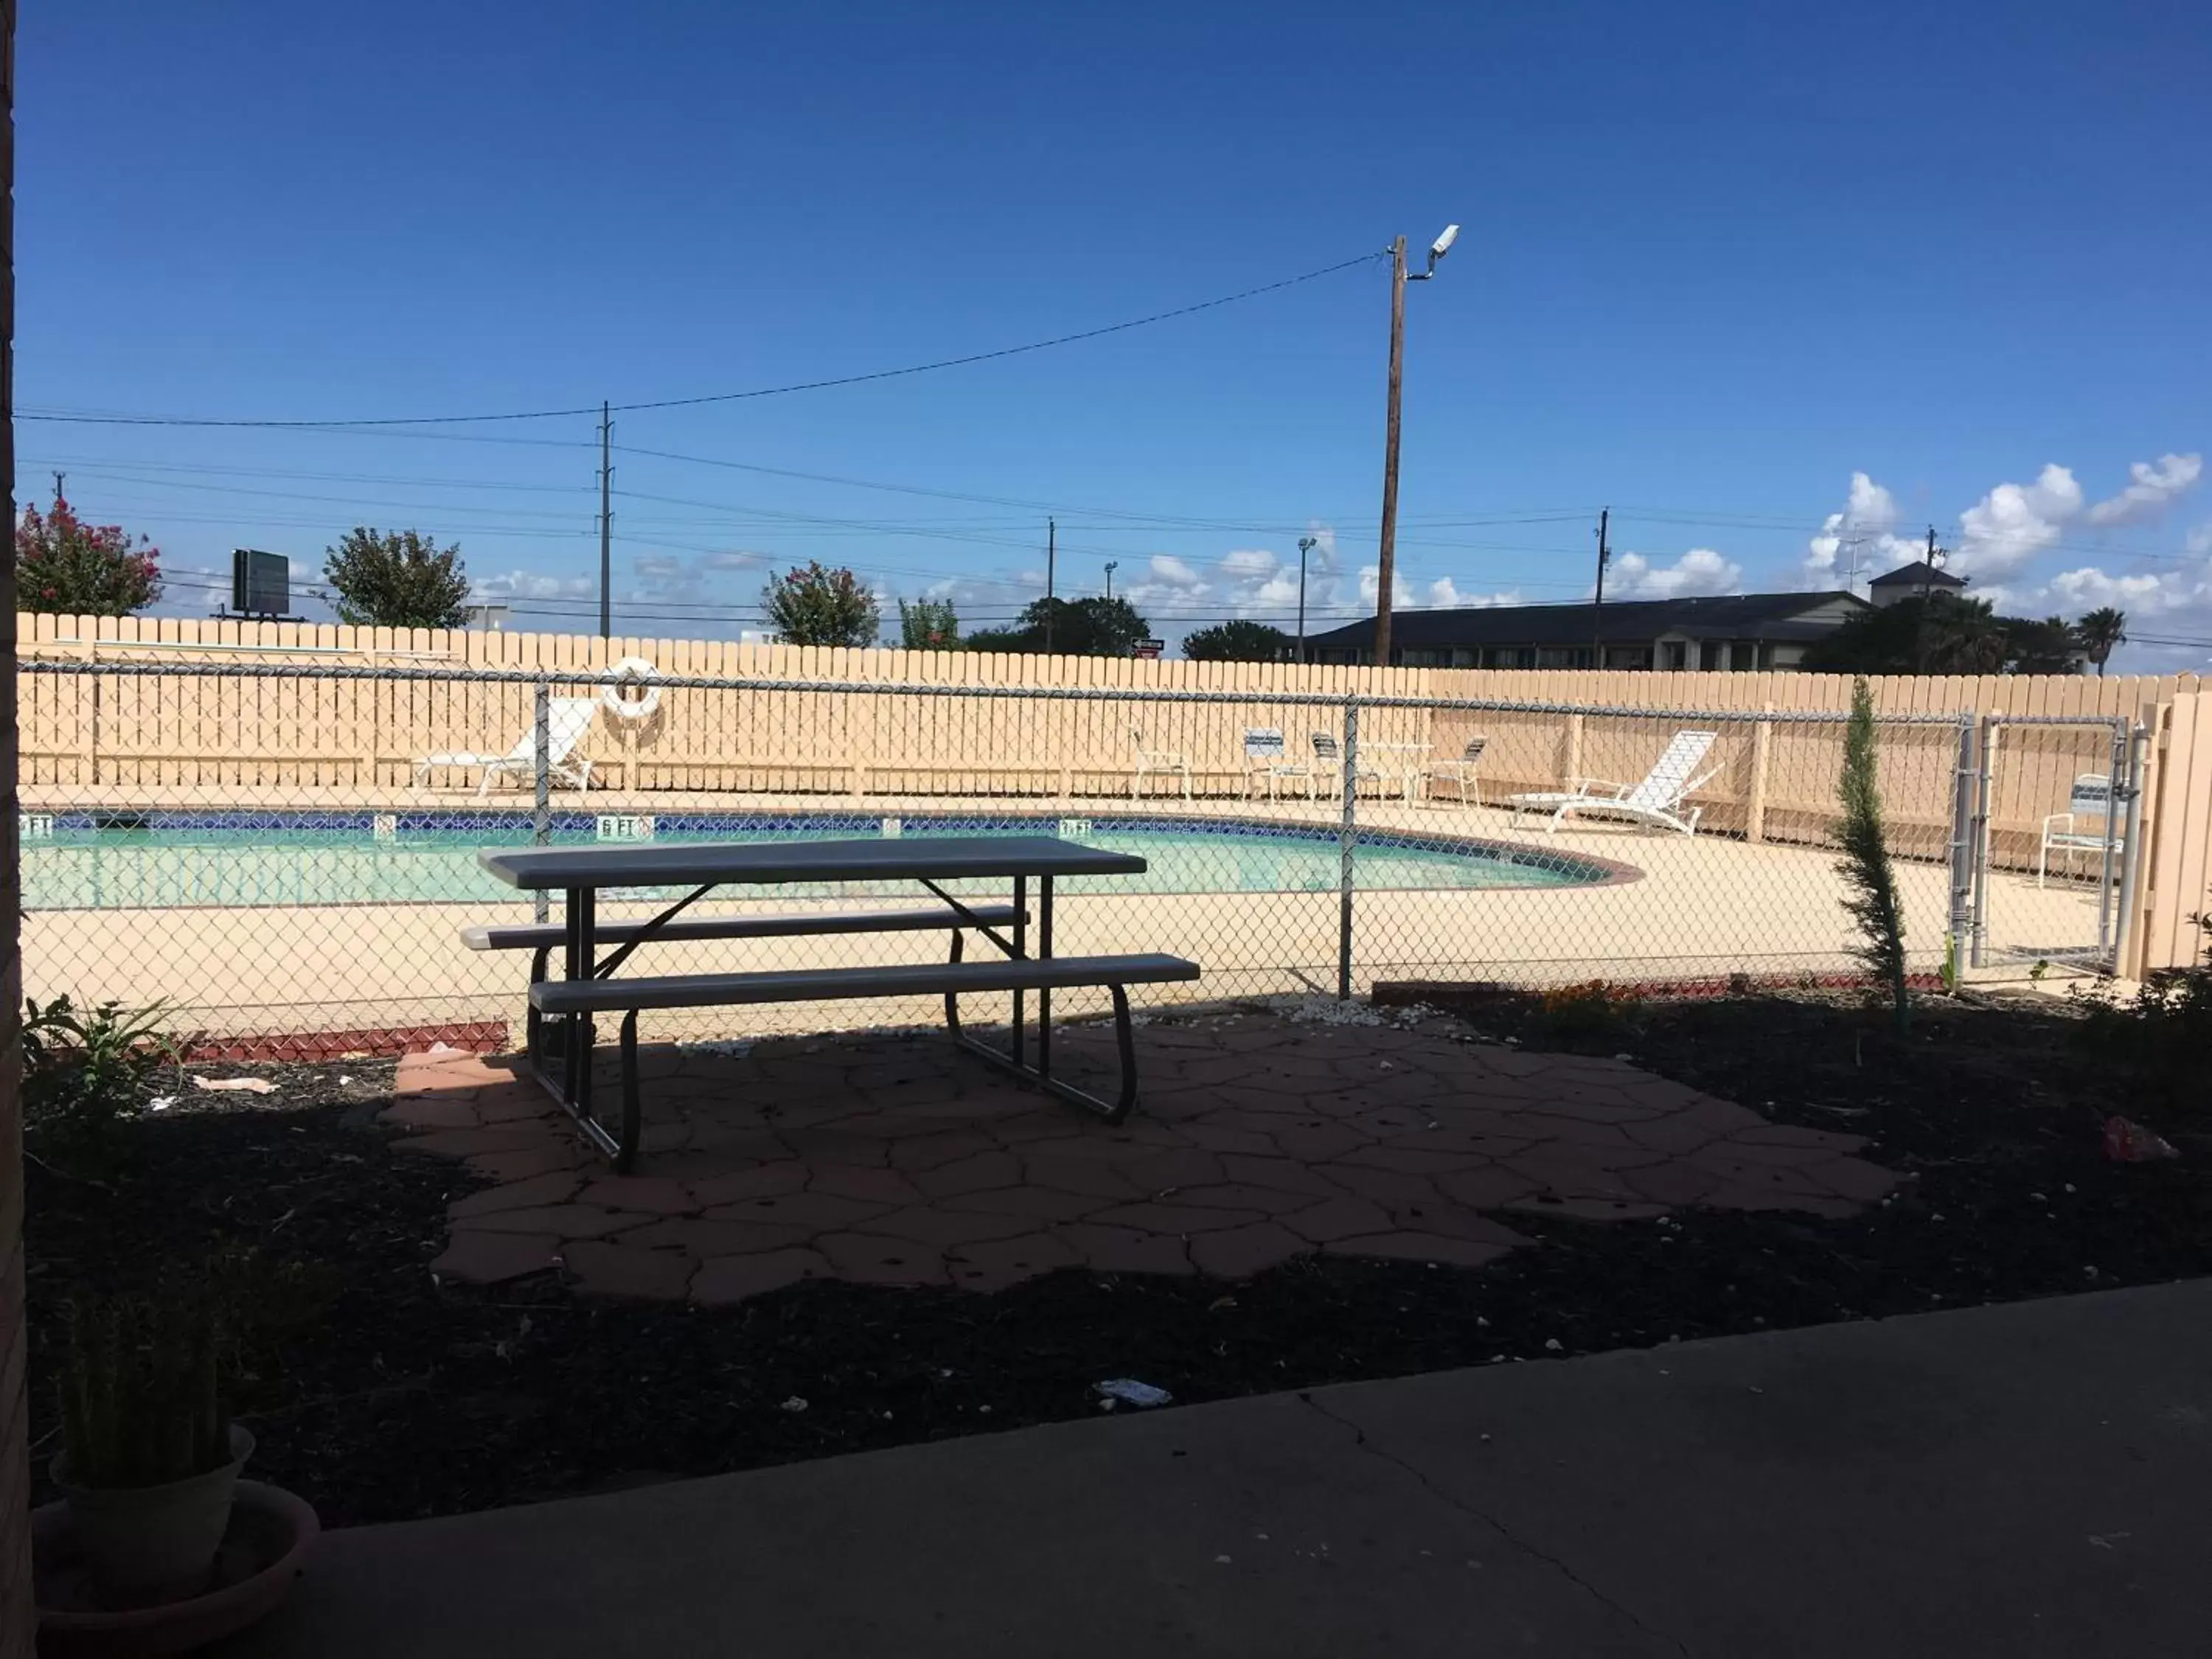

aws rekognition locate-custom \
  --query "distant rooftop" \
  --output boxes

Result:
[1303,590,1862,651]
[1868,560,1965,591]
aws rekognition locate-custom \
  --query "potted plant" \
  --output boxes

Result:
[50,1284,254,1610]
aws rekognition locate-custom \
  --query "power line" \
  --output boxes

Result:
[16,253,1383,431]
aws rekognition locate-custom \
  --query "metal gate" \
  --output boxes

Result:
[1966,714,2143,977]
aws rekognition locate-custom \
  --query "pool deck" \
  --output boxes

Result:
[20,789,2107,1045]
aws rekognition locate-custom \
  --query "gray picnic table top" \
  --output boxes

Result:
[478,834,1147,891]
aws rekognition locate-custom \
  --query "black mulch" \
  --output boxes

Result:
[23,992,2212,1526]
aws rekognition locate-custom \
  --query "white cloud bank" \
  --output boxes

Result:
[1803,471,1920,589]
[1607,546,1742,599]
[1953,463,2085,580]
[2085,453,2202,526]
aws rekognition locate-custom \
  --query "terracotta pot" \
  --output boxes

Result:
[52,1426,255,1610]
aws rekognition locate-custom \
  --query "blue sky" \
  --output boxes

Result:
[15,1,2211,663]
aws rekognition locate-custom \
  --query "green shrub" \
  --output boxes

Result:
[1535,979,1644,1040]
[21,996,179,1169]
[2075,903,2211,1103]
[1836,678,1910,1034]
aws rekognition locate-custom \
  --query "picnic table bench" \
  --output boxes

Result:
[475,836,1200,1170]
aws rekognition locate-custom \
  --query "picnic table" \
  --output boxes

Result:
[475,835,1200,1169]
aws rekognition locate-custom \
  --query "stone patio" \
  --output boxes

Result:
[386,1009,1897,1301]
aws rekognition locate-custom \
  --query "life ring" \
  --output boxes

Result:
[599,655,663,721]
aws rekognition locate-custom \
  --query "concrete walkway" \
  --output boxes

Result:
[223,1280,2212,1658]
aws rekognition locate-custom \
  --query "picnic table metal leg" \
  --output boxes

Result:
[1011,875,1026,1067]
[1037,875,1054,1082]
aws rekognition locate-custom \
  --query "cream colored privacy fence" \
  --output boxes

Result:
[9,613,2206,1054]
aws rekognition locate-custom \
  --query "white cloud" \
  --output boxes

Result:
[1219,548,1276,580]
[473,568,596,601]
[2187,522,2212,557]
[1135,555,1206,594]
[1803,470,1919,589]
[1953,464,2084,579]
[2084,453,2202,527]
[1425,577,1520,608]
[1607,547,1742,599]
[2047,566,2186,614]
[1357,563,1415,608]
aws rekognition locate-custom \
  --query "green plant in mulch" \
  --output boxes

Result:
[1534,979,1646,1041]
[2073,902,2212,1107]
[21,995,181,1172]
[1836,676,1910,1036]
[58,1279,231,1489]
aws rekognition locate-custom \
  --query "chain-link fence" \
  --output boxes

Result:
[15,660,2138,1056]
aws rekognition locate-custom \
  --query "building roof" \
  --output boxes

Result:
[1868,560,1964,590]
[1303,591,1865,652]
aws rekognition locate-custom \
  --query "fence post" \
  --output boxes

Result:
[1562,712,1584,787]
[2111,718,2150,976]
[1969,716,1997,969]
[532,681,552,925]
[2096,720,2126,958]
[1747,706,1773,844]
[1338,698,1359,1001]
[1946,714,1978,984]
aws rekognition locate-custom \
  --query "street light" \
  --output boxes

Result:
[1374,221,1460,667]
[1104,560,1119,601]
[1296,535,1317,662]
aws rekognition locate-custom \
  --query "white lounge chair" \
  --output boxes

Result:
[1507,730,1719,835]
[2039,772,2122,887]
[1425,737,1488,806]
[415,697,599,800]
[1242,728,1312,799]
[1310,730,1384,801]
[1130,726,1192,800]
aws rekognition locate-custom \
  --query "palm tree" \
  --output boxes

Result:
[1920,595,2009,672]
[2075,607,2127,676]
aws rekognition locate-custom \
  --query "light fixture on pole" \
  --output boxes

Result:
[1374,222,1460,667]
[1296,535,1318,663]
[1104,560,1119,601]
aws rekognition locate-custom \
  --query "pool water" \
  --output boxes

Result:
[21,812,1612,911]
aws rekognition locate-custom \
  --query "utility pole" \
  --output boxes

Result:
[1914,526,1947,672]
[1375,237,1408,667]
[1044,517,1057,653]
[1590,507,1611,669]
[597,402,613,638]
[1373,223,1460,667]
[49,470,62,505]
[1103,560,1117,601]
[1298,535,1317,664]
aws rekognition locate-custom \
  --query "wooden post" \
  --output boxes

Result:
[1747,706,1773,844]
[1374,234,1408,668]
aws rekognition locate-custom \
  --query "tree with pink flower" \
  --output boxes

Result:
[15,498,163,616]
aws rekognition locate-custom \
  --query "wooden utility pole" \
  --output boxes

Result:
[1044,517,1057,653]
[1590,507,1611,668]
[49,470,60,504]
[597,402,613,638]
[1374,235,1408,667]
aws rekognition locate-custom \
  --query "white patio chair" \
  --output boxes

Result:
[415,697,599,801]
[1309,730,1384,801]
[1425,736,1488,806]
[1130,726,1192,800]
[2039,772,2122,887]
[1506,730,1719,835]
[1242,727,1312,799]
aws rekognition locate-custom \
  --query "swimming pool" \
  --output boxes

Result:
[19,810,1627,911]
